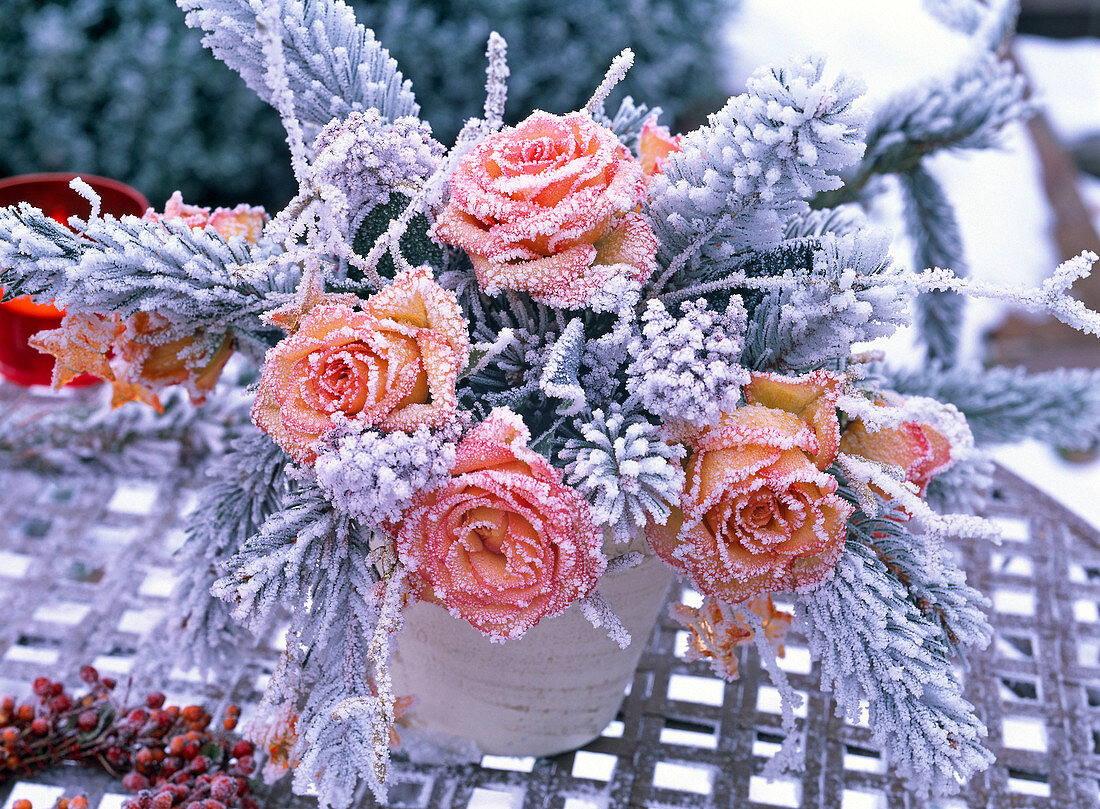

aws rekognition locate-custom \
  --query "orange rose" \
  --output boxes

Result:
[252,267,469,463]
[744,369,844,470]
[671,594,792,680]
[31,310,233,411]
[395,408,606,641]
[142,191,267,243]
[839,398,954,497]
[433,111,657,309]
[29,194,266,408]
[649,405,854,602]
[638,120,683,176]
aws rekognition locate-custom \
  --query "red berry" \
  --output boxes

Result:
[182,741,200,761]
[136,748,155,769]
[49,682,64,698]
[30,717,49,735]
[203,801,226,809]
[208,775,236,803]
[186,803,203,809]
[51,694,73,713]
[1,696,14,712]
[128,708,149,726]
[32,677,51,696]
[230,740,253,759]
[2,727,18,746]
[234,755,254,775]
[123,772,150,792]
[13,799,33,809]
[77,710,98,732]
[102,677,117,690]
[106,746,125,767]
[240,798,259,809]
[16,704,35,722]
[151,792,173,809]
[79,666,99,684]
[181,705,203,723]
[70,797,89,809]
[146,693,166,711]
[189,755,209,774]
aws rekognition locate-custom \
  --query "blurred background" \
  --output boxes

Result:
[1,0,1098,521]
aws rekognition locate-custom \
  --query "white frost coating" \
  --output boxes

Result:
[627,297,750,427]
[837,392,974,453]
[585,48,635,119]
[579,589,632,649]
[745,608,805,779]
[561,407,685,542]
[482,32,509,131]
[313,419,458,529]
[67,177,102,224]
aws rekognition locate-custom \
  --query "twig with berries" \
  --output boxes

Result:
[1,667,259,809]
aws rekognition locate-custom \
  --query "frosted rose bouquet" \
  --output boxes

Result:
[2,2,1099,807]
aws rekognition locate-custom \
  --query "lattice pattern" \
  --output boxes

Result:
[1,382,1099,808]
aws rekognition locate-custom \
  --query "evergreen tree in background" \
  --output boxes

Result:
[0,0,732,211]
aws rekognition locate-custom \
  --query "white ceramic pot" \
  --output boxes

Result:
[390,553,675,759]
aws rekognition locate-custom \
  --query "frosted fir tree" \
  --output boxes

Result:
[2,0,1100,806]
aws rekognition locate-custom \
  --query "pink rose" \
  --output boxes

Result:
[433,111,657,309]
[252,267,469,463]
[395,408,606,640]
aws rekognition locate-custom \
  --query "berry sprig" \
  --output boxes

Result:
[1,667,259,809]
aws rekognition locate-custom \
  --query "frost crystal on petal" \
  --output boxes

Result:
[627,297,750,427]
[314,419,459,529]
[561,406,686,542]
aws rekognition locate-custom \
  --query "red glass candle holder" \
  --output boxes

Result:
[0,173,150,386]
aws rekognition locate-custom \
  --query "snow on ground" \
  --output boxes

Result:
[727,1,1100,529]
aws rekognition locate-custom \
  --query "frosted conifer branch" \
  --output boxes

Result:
[482,32,509,132]
[0,387,250,478]
[178,0,418,136]
[746,608,804,779]
[797,540,994,795]
[561,407,686,542]
[900,165,967,366]
[824,51,1031,205]
[579,589,632,649]
[887,363,1100,450]
[926,0,1020,50]
[648,55,866,276]
[607,97,661,148]
[0,204,293,358]
[585,49,634,119]
[847,498,992,661]
[256,2,310,184]
[923,0,985,34]
[836,453,999,542]
[915,252,1100,337]
[140,429,288,679]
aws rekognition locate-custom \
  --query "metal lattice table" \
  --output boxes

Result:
[2,384,1100,809]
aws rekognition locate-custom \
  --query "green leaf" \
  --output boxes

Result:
[350,193,442,283]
